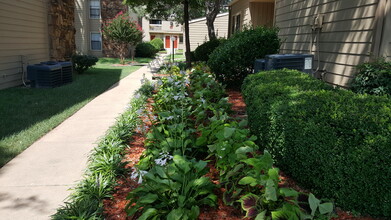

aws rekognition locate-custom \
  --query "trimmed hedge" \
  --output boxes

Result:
[194,38,225,62]
[150,38,164,51]
[242,69,391,217]
[136,42,157,58]
[208,27,280,86]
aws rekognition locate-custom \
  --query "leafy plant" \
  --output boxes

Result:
[126,155,217,219]
[136,42,158,58]
[194,38,225,62]
[208,26,280,86]
[72,54,98,74]
[150,38,164,51]
[102,12,143,63]
[238,151,334,219]
[350,58,391,96]
[52,93,148,219]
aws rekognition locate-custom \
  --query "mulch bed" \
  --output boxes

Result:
[103,89,381,220]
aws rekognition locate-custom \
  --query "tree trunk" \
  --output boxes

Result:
[183,0,191,68]
[206,16,216,40]
[205,0,221,41]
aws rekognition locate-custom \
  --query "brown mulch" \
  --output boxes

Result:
[103,90,381,220]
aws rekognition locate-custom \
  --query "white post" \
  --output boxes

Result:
[171,36,176,63]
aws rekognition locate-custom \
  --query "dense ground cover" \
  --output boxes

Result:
[242,69,391,217]
[0,58,150,167]
[122,65,333,219]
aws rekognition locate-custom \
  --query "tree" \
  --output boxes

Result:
[205,0,223,40]
[124,0,202,68]
[102,12,143,64]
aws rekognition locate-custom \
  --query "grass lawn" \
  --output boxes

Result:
[165,53,185,62]
[0,57,152,167]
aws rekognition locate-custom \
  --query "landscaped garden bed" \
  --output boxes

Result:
[53,62,388,219]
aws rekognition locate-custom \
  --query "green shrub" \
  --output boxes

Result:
[136,42,157,58]
[72,54,98,74]
[194,38,225,62]
[208,27,280,86]
[350,58,391,96]
[242,69,391,217]
[150,38,164,51]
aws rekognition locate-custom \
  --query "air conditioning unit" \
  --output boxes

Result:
[40,61,73,85]
[254,59,266,73]
[265,54,314,74]
[27,64,62,88]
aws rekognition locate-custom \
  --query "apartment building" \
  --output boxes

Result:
[141,18,184,53]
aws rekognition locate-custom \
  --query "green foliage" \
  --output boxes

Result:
[150,38,164,51]
[126,155,217,219]
[194,38,225,62]
[52,93,148,219]
[72,54,98,74]
[208,27,280,86]
[136,42,158,58]
[102,12,143,62]
[102,12,142,45]
[350,58,391,96]
[137,78,155,97]
[242,69,391,217]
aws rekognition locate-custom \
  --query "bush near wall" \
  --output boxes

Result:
[136,42,157,58]
[194,38,226,62]
[208,27,280,86]
[350,58,391,96]
[242,69,391,217]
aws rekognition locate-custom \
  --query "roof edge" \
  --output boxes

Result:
[189,12,229,24]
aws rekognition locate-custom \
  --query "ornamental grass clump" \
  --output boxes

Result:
[102,12,143,64]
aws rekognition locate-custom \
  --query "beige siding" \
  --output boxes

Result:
[75,0,89,54]
[0,0,50,89]
[380,0,391,59]
[275,0,380,87]
[75,0,102,57]
[188,13,229,51]
[230,0,250,35]
[250,2,275,27]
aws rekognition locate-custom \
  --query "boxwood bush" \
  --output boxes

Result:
[150,38,164,51]
[350,58,391,96]
[194,38,225,62]
[72,54,98,74]
[242,69,391,217]
[208,27,280,86]
[136,42,157,58]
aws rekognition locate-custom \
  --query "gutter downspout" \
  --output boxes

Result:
[228,6,232,38]
[371,0,387,59]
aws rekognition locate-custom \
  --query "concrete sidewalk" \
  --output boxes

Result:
[0,65,152,220]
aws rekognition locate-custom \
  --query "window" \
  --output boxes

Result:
[232,14,241,34]
[90,0,100,19]
[235,14,241,32]
[179,36,183,43]
[90,33,102,50]
[149,19,162,25]
[231,16,236,34]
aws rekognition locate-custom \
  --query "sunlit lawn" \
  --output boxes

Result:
[0,57,152,167]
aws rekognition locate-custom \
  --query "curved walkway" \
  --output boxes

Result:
[0,65,153,219]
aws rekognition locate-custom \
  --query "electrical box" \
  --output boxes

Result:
[27,64,62,88]
[264,54,314,74]
[254,59,266,73]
